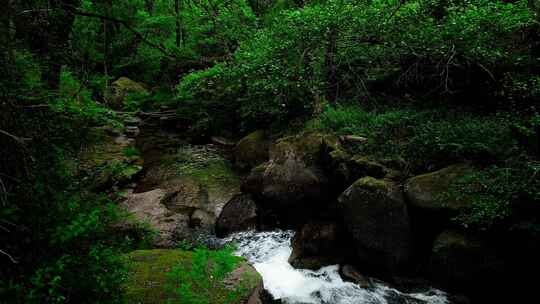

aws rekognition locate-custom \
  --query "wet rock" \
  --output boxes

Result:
[288,221,349,270]
[216,194,258,237]
[338,177,413,273]
[339,265,372,288]
[235,130,270,170]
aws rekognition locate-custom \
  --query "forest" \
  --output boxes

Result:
[1,0,539,303]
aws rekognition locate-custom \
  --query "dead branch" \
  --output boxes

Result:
[0,129,32,145]
[0,249,18,264]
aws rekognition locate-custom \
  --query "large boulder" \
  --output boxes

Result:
[108,77,147,109]
[405,164,473,213]
[429,231,505,299]
[121,189,189,247]
[125,249,263,304]
[243,133,340,224]
[337,177,413,273]
[216,194,258,237]
[288,221,351,270]
[235,130,270,170]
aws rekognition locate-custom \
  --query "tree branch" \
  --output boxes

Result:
[60,5,176,60]
[0,249,18,264]
[0,129,31,145]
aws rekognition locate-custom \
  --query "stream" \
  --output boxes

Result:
[220,230,449,304]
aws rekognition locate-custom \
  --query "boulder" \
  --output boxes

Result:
[243,133,340,224]
[339,265,372,288]
[235,130,270,170]
[216,194,258,237]
[337,177,413,273]
[121,189,189,247]
[288,221,350,270]
[429,230,505,296]
[109,77,147,109]
[328,149,389,189]
[405,164,473,213]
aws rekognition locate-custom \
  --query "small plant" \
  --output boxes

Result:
[166,246,246,304]
[122,146,140,158]
[444,161,540,230]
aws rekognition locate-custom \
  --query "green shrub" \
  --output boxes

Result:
[445,161,540,230]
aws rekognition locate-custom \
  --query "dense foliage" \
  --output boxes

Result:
[1,0,540,302]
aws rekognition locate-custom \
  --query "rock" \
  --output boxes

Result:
[429,231,505,296]
[339,265,372,288]
[121,189,189,247]
[109,77,148,109]
[124,116,142,127]
[243,133,340,224]
[124,249,263,304]
[135,144,241,235]
[288,221,350,270]
[337,177,413,273]
[223,263,264,304]
[327,149,389,191]
[216,194,258,237]
[235,130,270,170]
[125,126,140,137]
[405,164,473,212]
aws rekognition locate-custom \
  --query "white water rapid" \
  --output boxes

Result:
[220,230,449,304]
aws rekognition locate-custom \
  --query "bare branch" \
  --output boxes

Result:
[0,129,31,145]
[0,249,18,264]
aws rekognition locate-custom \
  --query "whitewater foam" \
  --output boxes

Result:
[221,230,448,304]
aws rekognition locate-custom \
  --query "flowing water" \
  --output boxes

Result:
[220,230,449,304]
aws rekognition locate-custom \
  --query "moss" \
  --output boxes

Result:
[355,176,390,193]
[124,249,191,303]
[271,132,339,164]
[124,249,260,304]
[235,130,269,168]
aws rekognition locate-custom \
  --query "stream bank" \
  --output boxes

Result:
[105,114,536,304]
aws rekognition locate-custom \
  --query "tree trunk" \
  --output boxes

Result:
[175,0,182,47]
[324,28,338,105]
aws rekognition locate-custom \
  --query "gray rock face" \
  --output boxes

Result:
[121,189,189,247]
[338,177,413,273]
[216,194,258,237]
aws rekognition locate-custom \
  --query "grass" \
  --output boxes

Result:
[124,248,260,304]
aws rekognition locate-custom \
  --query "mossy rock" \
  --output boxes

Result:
[109,77,148,109]
[124,249,262,304]
[338,177,413,273]
[405,164,473,212]
[235,130,270,170]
